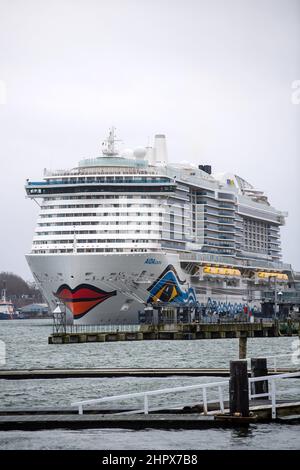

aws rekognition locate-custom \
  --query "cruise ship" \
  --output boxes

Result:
[25,129,292,324]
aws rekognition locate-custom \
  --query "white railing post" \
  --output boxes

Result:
[78,404,83,415]
[203,387,208,415]
[144,394,149,415]
[270,379,276,419]
[274,357,277,373]
[218,385,224,414]
[268,385,272,400]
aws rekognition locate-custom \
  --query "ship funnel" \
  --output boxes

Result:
[146,146,156,166]
[154,134,168,166]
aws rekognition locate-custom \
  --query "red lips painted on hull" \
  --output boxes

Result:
[54,284,117,319]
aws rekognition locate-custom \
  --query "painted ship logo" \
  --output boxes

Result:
[144,258,162,265]
[54,284,117,319]
[147,265,197,305]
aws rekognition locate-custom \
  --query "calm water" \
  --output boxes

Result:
[0,319,299,450]
[1,425,300,450]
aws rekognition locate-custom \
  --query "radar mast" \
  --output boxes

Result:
[102,127,121,156]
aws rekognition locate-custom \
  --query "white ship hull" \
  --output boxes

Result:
[26,252,197,324]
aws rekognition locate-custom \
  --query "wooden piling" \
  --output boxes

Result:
[239,336,247,359]
[229,360,249,417]
[87,334,97,342]
[117,333,126,341]
[97,334,106,342]
[251,358,268,400]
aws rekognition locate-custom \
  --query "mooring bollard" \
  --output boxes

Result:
[229,360,249,417]
[239,336,247,359]
[274,318,280,336]
[251,358,269,399]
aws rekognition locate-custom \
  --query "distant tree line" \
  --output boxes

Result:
[0,272,44,308]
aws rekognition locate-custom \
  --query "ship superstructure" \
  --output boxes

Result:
[0,281,15,320]
[25,129,292,324]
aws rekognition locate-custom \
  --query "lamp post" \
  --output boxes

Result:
[270,275,278,320]
[242,285,253,322]
[277,291,283,318]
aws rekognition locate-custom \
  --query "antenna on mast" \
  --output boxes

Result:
[1,280,7,302]
[102,127,121,156]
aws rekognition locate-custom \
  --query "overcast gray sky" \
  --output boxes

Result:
[0,0,299,280]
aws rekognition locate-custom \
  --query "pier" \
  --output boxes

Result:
[1,405,300,430]
[0,366,296,380]
[0,363,299,430]
[48,320,300,344]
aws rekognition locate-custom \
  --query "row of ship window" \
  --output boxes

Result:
[28,186,174,195]
[33,239,160,245]
[31,245,245,255]
[244,229,268,234]
[35,230,162,235]
[31,248,156,253]
[37,221,163,226]
[41,203,156,209]
[45,177,171,184]
[202,248,235,255]
[45,195,164,200]
[39,212,164,218]
[245,237,268,242]
[203,242,235,248]
[245,243,268,249]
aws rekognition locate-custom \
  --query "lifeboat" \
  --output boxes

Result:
[257,272,288,281]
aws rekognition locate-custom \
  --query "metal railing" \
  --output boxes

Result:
[246,352,300,372]
[179,252,291,271]
[71,379,229,416]
[44,168,159,177]
[71,369,300,419]
[66,323,141,334]
[262,291,300,303]
[195,317,266,324]
[63,319,277,333]
[249,371,300,419]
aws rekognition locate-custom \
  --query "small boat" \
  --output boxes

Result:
[0,281,15,320]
